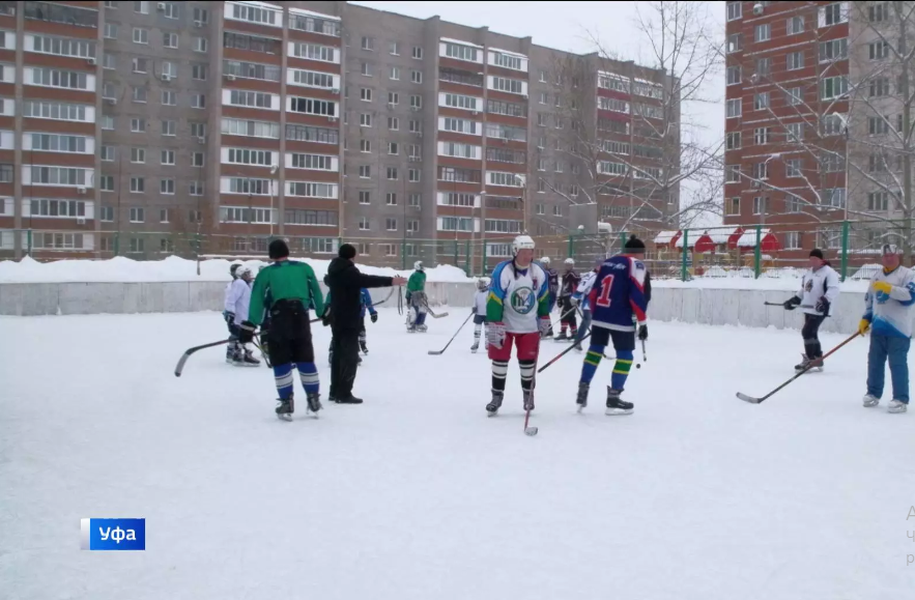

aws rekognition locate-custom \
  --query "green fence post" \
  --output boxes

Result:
[840,220,849,282]
[482,241,488,275]
[113,231,120,257]
[26,229,32,256]
[401,241,406,270]
[568,234,574,259]
[453,239,458,266]
[465,239,470,275]
[680,229,689,281]
[754,225,762,279]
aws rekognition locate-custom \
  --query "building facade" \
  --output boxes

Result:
[0,0,676,270]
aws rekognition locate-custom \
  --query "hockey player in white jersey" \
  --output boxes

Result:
[223,263,242,362]
[484,235,551,415]
[570,259,600,352]
[860,243,915,413]
[470,277,489,353]
[224,265,260,366]
[782,248,840,371]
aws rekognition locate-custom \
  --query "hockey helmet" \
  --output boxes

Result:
[414,260,424,271]
[476,277,490,290]
[237,265,254,280]
[540,256,551,266]
[512,234,536,256]
[564,258,575,266]
[230,263,242,279]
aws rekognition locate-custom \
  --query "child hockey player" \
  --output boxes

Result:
[571,260,601,352]
[575,235,649,415]
[540,257,558,338]
[223,263,241,362]
[406,261,428,333]
[224,265,260,366]
[471,278,489,353]
[557,258,580,340]
[485,235,551,416]
[782,248,840,372]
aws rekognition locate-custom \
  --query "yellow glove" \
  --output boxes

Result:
[873,281,893,295]
[858,319,871,335]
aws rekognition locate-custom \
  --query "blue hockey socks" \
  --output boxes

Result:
[580,344,605,384]
[611,349,634,391]
[296,362,320,395]
[273,363,294,399]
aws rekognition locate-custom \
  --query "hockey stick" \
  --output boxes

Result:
[524,373,539,436]
[641,338,647,362]
[428,311,474,355]
[537,331,592,373]
[174,339,233,377]
[736,331,860,404]
[423,303,450,319]
[763,301,815,308]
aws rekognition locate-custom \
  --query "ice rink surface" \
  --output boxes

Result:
[2,309,914,599]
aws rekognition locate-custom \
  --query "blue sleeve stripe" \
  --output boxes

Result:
[491,262,507,297]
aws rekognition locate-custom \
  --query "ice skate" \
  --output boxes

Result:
[605,389,634,416]
[555,331,568,341]
[486,391,504,416]
[470,342,479,353]
[305,392,322,416]
[863,394,880,408]
[275,397,294,421]
[576,382,589,412]
[360,342,369,355]
[417,324,428,333]
[242,348,260,367]
[523,389,534,412]
[794,355,811,372]
[888,399,908,413]
[573,340,583,352]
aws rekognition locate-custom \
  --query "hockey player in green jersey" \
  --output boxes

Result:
[406,261,428,332]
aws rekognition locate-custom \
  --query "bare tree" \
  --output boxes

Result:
[537,0,724,237]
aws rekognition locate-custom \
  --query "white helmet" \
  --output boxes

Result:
[414,260,424,271]
[237,265,254,279]
[564,258,575,266]
[512,234,535,256]
[541,257,551,265]
[230,263,241,279]
[477,277,490,290]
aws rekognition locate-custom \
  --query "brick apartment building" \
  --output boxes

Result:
[0,0,676,271]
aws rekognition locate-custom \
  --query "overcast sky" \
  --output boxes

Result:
[352,1,727,225]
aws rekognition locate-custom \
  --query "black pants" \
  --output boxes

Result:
[266,300,315,365]
[802,313,826,359]
[559,296,577,329]
[330,327,360,398]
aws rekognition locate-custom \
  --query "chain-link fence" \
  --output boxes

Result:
[3,219,912,280]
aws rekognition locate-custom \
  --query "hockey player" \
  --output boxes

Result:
[860,243,915,414]
[239,239,325,419]
[223,263,242,362]
[485,235,551,416]
[224,265,260,366]
[556,258,581,340]
[575,235,649,415]
[571,259,601,352]
[540,257,559,338]
[471,277,489,353]
[782,248,840,371]
[406,261,428,333]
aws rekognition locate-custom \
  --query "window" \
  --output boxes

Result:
[130,118,146,133]
[754,128,771,146]
[408,168,420,183]
[785,158,802,178]
[756,57,772,78]
[360,113,372,128]
[290,154,334,171]
[869,116,890,135]
[163,32,178,49]
[388,142,399,156]
[359,191,370,204]
[194,37,207,53]
[131,147,146,164]
[192,64,207,80]
[410,95,422,110]
[360,87,372,102]
[159,150,175,166]
[360,139,371,153]
[444,42,479,62]
[411,70,422,84]
[754,92,770,110]
[755,24,771,43]
[162,2,178,19]
[869,154,888,173]
[412,46,423,60]
[223,60,281,82]
[161,120,176,136]
[753,196,769,215]
[386,192,397,206]
[870,2,889,22]
[227,148,275,166]
[160,179,175,195]
[159,90,176,106]
[130,177,145,193]
[726,132,741,150]
[359,165,371,179]
[822,114,846,136]
[361,36,374,51]
[387,167,399,180]
[727,165,741,183]
[869,77,889,98]
[727,66,741,85]
[129,207,145,223]
[189,181,203,196]
[819,39,848,63]
[25,2,97,27]
[133,27,148,45]
[822,188,845,209]
[785,231,800,250]
[192,94,206,109]
[787,51,804,71]
[410,120,422,134]
[23,101,88,122]
[30,34,96,59]
[485,219,522,234]
[727,33,742,54]
[754,162,769,180]
[727,1,742,20]
[820,2,846,26]
[190,122,207,138]
[726,197,740,216]
[359,217,370,231]
[787,86,803,106]
[100,205,114,221]
[726,98,741,118]
[135,1,149,14]
[105,23,118,39]
[29,67,88,90]
[102,116,114,131]
[360,61,373,77]
[787,16,804,34]
[821,76,848,100]
[131,86,147,103]
[288,97,337,117]
[868,191,889,211]
[870,41,889,61]
[787,122,803,142]
[103,54,115,70]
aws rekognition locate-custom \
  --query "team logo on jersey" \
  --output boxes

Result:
[510,286,536,314]
[805,279,813,292]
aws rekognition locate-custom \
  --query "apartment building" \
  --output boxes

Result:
[0,0,676,269]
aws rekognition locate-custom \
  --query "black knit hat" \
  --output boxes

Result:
[809,248,824,260]
[339,243,357,260]
[624,234,646,252]
[268,239,289,260]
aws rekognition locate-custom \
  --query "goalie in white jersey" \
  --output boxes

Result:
[484,235,551,416]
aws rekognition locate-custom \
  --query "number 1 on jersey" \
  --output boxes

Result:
[596,274,615,308]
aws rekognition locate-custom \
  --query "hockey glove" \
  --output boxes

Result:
[370,312,378,324]
[873,281,893,295]
[487,322,506,349]
[815,296,830,314]
[783,296,801,311]
[238,321,257,344]
[538,316,552,337]
[858,318,871,336]
[638,323,649,341]
[223,310,235,324]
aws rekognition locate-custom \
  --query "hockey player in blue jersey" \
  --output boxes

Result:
[575,235,649,415]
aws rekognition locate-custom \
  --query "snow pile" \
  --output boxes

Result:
[0,255,473,283]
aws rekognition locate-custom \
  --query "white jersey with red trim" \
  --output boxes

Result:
[588,254,648,332]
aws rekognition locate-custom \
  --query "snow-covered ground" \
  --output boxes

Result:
[0,255,472,283]
[2,310,914,599]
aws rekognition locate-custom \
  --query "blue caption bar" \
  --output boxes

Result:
[80,518,145,551]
